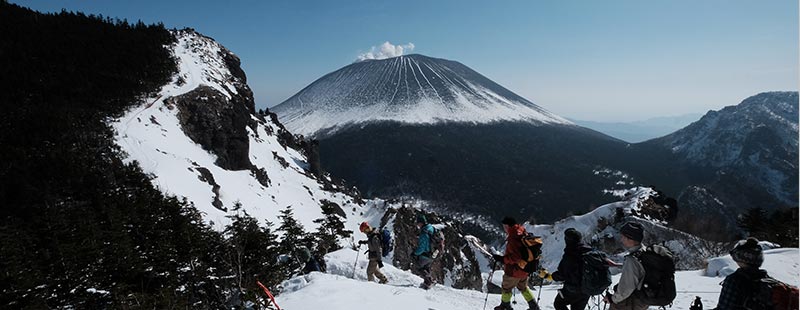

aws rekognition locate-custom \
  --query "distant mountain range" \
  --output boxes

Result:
[571,113,704,143]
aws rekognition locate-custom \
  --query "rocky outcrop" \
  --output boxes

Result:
[170,86,252,171]
[381,206,483,290]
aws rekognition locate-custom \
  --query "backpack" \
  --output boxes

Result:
[632,245,676,306]
[744,276,800,310]
[517,233,543,273]
[380,228,393,257]
[580,250,612,296]
[428,225,445,258]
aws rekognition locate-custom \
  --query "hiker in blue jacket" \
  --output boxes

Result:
[413,213,435,289]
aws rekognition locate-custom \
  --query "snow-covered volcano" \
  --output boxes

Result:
[272,54,570,136]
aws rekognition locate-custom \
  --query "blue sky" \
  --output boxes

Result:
[17,0,798,121]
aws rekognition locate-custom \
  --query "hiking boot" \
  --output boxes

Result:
[527,300,540,310]
[493,302,513,310]
[419,282,432,290]
[379,277,388,284]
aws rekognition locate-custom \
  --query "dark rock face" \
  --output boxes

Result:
[381,207,483,290]
[194,166,223,211]
[171,86,252,171]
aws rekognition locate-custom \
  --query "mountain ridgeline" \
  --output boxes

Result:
[272,54,570,136]
[274,54,798,241]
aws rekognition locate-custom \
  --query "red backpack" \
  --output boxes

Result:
[745,276,799,310]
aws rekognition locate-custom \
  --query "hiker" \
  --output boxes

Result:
[538,228,593,310]
[713,237,767,309]
[491,216,540,310]
[297,246,321,274]
[413,214,435,289]
[358,222,388,284]
[603,222,648,310]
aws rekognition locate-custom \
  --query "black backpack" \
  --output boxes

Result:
[632,245,676,306]
[581,250,612,296]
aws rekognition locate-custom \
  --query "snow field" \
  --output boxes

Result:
[276,247,799,310]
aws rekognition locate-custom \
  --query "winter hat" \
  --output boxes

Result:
[501,216,517,225]
[564,228,582,245]
[730,237,764,267]
[416,214,427,225]
[359,221,371,233]
[620,222,644,243]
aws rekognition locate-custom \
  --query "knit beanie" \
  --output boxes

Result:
[501,216,517,225]
[620,222,644,243]
[416,214,427,225]
[564,228,582,245]
[730,237,764,267]
[359,221,370,233]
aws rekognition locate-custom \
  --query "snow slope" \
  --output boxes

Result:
[112,30,370,231]
[276,247,799,310]
[272,54,571,136]
[517,187,720,271]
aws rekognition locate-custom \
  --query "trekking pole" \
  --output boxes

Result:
[536,271,543,304]
[352,244,361,279]
[482,260,498,310]
[512,289,517,304]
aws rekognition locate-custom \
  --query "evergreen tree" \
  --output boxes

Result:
[737,207,768,240]
[276,207,312,277]
[312,200,352,255]
[223,211,282,306]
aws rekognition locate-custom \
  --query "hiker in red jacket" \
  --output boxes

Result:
[491,217,540,310]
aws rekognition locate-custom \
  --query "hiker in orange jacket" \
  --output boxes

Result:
[491,217,540,310]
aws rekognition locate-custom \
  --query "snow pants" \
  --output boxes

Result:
[415,255,433,286]
[609,296,648,310]
[500,274,534,303]
[553,289,589,310]
[367,259,387,283]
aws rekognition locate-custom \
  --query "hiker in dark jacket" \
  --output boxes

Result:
[539,228,593,310]
[358,222,388,284]
[491,216,539,310]
[297,246,321,274]
[713,237,767,310]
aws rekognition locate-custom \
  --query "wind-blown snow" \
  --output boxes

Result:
[112,30,370,231]
[273,54,571,137]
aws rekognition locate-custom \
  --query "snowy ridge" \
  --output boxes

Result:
[523,187,721,271]
[663,91,798,167]
[655,91,798,205]
[112,30,370,231]
[272,54,571,136]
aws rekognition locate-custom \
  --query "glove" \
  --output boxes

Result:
[492,254,504,262]
[538,269,549,279]
[358,240,368,245]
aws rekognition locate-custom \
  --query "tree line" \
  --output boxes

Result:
[0,2,349,308]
